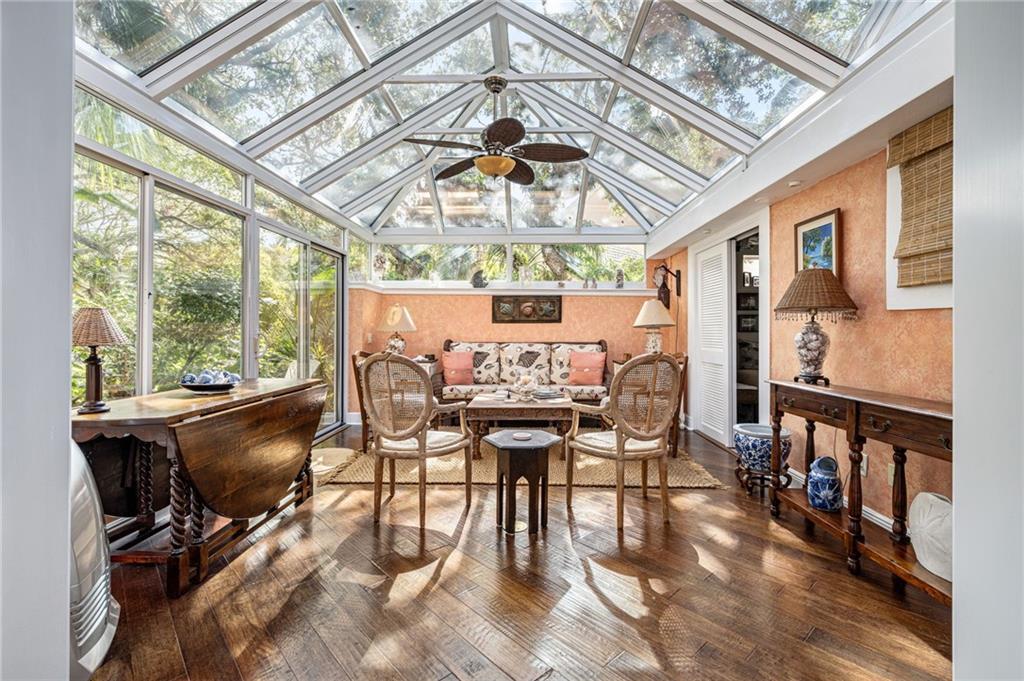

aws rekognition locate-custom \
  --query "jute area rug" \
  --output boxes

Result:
[315,429,723,489]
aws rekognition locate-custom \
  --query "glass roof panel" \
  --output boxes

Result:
[608,89,736,177]
[509,26,610,114]
[170,4,362,140]
[633,0,818,135]
[75,0,254,73]
[514,0,643,57]
[386,83,461,119]
[505,92,541,127]
[381,175,441,230]
[317,143,419,209]
[404,24,494,76]
[511,163,582,229]
[260,89,397,183]
[736,0,880,61]
[633,198,668,226]
[353,191,399,228]
[592,141,690,204]
[433,166,506,230]
[580,176,639,229]
[340,0,475,63]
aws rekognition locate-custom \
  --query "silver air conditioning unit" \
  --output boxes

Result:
[70,438,120,679]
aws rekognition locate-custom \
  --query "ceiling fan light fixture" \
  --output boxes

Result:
[474,155,516,177]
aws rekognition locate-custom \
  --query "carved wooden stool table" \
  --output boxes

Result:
[485,429,561,535]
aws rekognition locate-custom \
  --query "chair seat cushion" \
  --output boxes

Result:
[381,430,466,452]
[573,430,661,453]
[441,383,515,399]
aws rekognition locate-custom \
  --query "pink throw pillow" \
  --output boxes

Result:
[443,351,474,385]
[569,351,606,386]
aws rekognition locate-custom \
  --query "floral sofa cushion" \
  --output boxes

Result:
[550,343,604,385]
[448,342,501,384]
[499,342,551,384]
[558,385,608,400]
[441,384,515,399]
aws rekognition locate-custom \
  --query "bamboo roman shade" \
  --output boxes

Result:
[887,107,953,287]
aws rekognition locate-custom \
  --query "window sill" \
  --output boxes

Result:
[349,282,658,297]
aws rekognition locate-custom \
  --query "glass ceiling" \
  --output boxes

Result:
[76,0,890,237]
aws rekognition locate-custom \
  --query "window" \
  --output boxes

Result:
[342,0,474,63]
[255,183,343,248]
[510,164,583,229]
[736,0,881,61]
[72,154,140,405]
[258,229,303,379]
[514,0,643,58]
[75,88,244,203]
[512,244,645,283]
[309,249,340,428]
[152,188,244,392]
[580,176,640,229]
[377,244,508,282]
[348,235,370,283]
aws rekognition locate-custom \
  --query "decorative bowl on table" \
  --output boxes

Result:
[511,373,539,401]
[180,369,241,394]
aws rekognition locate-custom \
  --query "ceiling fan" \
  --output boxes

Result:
[402,76,588,186]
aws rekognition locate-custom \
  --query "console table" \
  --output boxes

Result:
[769,380,952,605]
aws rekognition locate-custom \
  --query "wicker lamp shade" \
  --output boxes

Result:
[72,307,128,347]
[775,268,857,322]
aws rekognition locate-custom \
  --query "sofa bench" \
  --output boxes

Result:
[438,339,611,405]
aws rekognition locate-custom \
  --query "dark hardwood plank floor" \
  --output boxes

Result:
[95,429,951,681]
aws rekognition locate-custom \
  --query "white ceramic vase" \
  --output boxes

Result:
[909,492,952,581]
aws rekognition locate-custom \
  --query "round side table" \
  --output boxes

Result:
[484,429,562,535]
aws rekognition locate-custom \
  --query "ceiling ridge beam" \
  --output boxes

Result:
[142,1,318,99]
[670,1,844,90]
[386,72,604,83]
[302,83,481,192]
[243,0,499,157]
[417,126,588,134]
[496,0,758,153]
[514,83,707,192]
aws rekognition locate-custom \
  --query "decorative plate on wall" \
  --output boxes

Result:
[492,296,562,324]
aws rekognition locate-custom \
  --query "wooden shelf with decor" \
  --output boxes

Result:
[769,380,952,606]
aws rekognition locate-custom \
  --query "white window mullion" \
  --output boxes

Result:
[242,175,260,379]
[139,174,156,394]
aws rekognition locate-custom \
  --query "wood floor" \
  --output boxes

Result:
[95,429,952,681]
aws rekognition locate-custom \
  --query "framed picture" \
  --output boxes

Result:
[492,295,562,324]
[795,208,841,276]
[737,293,758,310]
[738,315,758,332]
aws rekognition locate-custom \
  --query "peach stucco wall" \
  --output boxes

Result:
[770,151,953,514]
[347,288,657,411]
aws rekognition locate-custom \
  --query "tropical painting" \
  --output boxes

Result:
[795,209,841,275]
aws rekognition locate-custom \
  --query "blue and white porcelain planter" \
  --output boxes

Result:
[807,457,843,512]
[733,424,791,473]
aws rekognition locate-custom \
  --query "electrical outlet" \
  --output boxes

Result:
[366,332,373,344]
[861,451,869,477]
[887,462,895,485]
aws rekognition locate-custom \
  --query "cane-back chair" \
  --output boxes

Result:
[565,353,681,530]
[360,353,471,526]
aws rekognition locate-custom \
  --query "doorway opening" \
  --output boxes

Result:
[735,231,760,425]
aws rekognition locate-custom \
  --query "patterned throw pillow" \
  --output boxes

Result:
[569,351,606,386]
[551,343,603,385]
[449,342,501,384]
[442,351,473,385]
[499,343,551,384]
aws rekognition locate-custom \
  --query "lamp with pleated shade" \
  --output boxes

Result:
[633,299,675,353]
[377,303,416,355]
[72,307,128,414]
[774,267,857,386]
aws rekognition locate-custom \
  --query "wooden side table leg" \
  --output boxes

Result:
[137,441,154,526]
[803,419,816,532]
[555,420,569,460]
[504,472,517,536]
[540,472,548,529]
[769,404,783,518]
[470,420,484,461]
[890,447,909,544]
[167,459,191,598]
[190,492,208,583]
[847,437,866,574]
[496,470,504,528]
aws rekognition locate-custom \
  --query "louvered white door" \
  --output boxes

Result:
[695,242,733,446]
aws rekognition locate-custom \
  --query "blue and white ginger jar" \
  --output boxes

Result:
[807,456,843,512]
[733,423,791,473]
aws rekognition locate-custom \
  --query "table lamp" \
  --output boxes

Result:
[378,303,416,355]
[633,299,675,353]
[72,307,128,414]
[774,267,857,386]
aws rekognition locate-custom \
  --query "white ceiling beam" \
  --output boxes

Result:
[302,83,481,193]
[669,1,844,90]
[243,0,498,157]
[601,180,654,233]
[515,83,707,192]
[496,0,758,154]
[142,1,318,99]
[373,231,645,245]
[416,126,588,135]
[385,72,604,83]
[621,0,653,66]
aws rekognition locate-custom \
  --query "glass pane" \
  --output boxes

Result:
[75,0,253,73]
[72,155,139,405]
[633,0,817,134]
[593,141,690,204]
[510,163,582,229]
[737,0,880,60]
[512,244,645,282]
[340,0,474,63]
[255,184,343,247]
[171,4,361,140]
[509,26,611,114]
[382,175,440,230]
[386,82,460,119]
[258,229,302,379]
[433,163,506,230]
[347,235,370,282]
[403,23,493,76]
[505,91,542,127]
[260,90,397,183]
[580,176,639,229]
[377,244,507,281]
[608,89,737,177]
[152,188,243,392]
[353,191,398,228]
[633,198,667,226]
[514,0,643,57]
[309,249,339,429]
[317,143,419,208]
[75,88,243,203]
